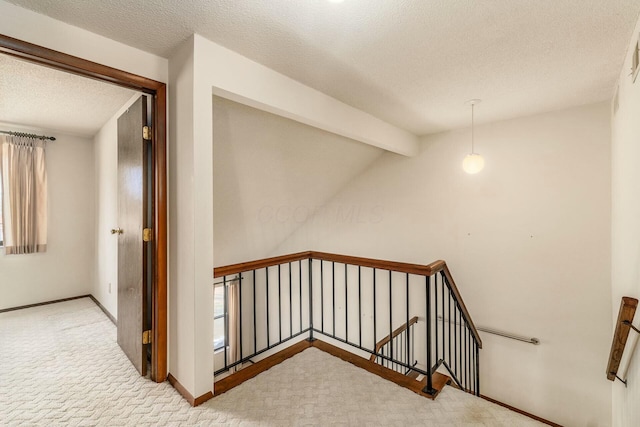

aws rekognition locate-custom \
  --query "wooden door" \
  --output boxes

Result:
[116,96,150,376]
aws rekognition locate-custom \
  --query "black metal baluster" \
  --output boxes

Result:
[459,307,462,385]
[434,273,439,364]
[461,312,464,386]
[345,264,348,342]
[467,326,471,392]
[266,267,270,348]
[308,258,314,340]
[468,338,472,393]
[278,264,282,343]
[411,322,415,366]
[472,339,476,394]
[389,270,393,363]
[399,335,402,371]
[289,262,293,338]
[462,323,466,391]
[393,336,397,371]
[405,273,410,375]
[454,304,458,379]
[401,331,404,369]
[475,343,480,395]
[253,270,257,354]
[223,276,228,370]
[468,332,472,393]
[462,321,467,391]
[320,260,324,334]
[373,268,377,354]
[299,260,303,333]
[425,274,433,393]
[448,287,452,370]
[358,266,362,347]
[332,262,336,337]
[441,274,445,365]
[239,274,243,362]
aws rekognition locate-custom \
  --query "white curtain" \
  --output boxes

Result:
[0,135,48,254]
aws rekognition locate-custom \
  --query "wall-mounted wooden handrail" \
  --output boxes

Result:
[369,316,419,362]
[213,250,481,348]
[607,296,639,381]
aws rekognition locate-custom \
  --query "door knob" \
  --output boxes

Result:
[111,228,123,235]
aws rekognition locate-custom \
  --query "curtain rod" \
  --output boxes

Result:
[0,130,56,141]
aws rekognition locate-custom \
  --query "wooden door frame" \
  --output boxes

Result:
[0,34,168,382]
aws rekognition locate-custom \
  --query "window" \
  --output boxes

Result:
[213,284,226,351]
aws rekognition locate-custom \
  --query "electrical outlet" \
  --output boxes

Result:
[108,283,112,293]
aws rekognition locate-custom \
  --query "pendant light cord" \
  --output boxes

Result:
[471,103,475,154]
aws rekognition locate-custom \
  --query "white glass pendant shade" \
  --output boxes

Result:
[462,153,485,174]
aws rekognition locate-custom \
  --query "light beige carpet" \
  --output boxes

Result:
[0,298,544,426]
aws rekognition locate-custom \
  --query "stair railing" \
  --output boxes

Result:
[213,251,482,396]
[370,316,419,375]
[213,252,313,376]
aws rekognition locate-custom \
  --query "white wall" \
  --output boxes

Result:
[213,96,382,266]
[168,36,199,397]
[611,15,640,427]
[0,125,95,309]
[212,95,383,375]
[275,103,613,427]
[92,94,143,318]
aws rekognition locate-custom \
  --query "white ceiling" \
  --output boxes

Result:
[5,0,640,135]
[0,54,137,137]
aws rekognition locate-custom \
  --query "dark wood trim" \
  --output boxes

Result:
[0,34,163,93]
[0,295,91,313]
[0,34,168,384]
[88,295,116,325]
[369,316,419,361]
[480,394,563,427]
[194,390,215,406]
[214,340,313,396]
[311,339,448,399]
[214,251,312,278]
[214,251,444,279]
[440,265,482,347]
[167,373,213,406]
[151,83,168,383]
[167,373,192,404]
[607,296,639,381]
[213,338,449,400]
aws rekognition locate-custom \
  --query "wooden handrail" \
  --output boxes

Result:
[213,251,312,278]
[213,250,481,347]
[369,316,419,361]
[311,251,446,277]
[607,297,639,381]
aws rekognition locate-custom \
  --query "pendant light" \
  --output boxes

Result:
[462,99,485,174]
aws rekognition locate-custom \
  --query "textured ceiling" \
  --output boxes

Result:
[6,0,640,135]
[0,54,136,137]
